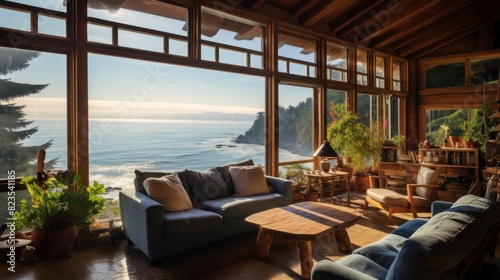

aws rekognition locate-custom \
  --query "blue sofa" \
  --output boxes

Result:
[312,194,500,280]
[119,159,292,266]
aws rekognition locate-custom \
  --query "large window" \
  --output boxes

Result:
[278,85,314,162]
[278,33,317,77]
[201,7,264,68]
[88,54,266,201]
[326,44,348,82]
[327,89,348,128]
[375,56,385,89]
[356,50,368,85]
[88,1,189,56]
[424,62,465,88]
[357,93,379,127]
[0,47,67,224]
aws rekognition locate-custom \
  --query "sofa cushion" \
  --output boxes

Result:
[336,254,389,280]
[134,169,171,194]
[387,195,500,280]
[230,165,269,196]
[366,188,408,207]
[216,159,255,194]
[143,175,193,212]
[163,208,223,236]
[415,166,439,200]
[178,168,229,205]
[390,218,427,238]
[352,233,407,269]
[199,193,288,221]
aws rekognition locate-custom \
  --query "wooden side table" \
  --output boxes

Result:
[305,170,350,206]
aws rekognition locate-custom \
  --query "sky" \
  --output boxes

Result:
[2,0,314,120]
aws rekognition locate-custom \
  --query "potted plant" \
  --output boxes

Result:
[300,172,321,201]
[460,120,473,148]
[14,149,106,260]
[327,102,380,192]
[282,164,309,194]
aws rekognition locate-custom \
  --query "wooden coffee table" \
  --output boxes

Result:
[245,202,361,279]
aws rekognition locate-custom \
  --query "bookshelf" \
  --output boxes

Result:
[377,147,479,202]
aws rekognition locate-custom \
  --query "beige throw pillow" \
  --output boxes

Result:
[415,166,439,200]
[229,166,269,196]
[144,175,193,212]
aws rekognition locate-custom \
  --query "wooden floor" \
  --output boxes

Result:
[3,193,499,280]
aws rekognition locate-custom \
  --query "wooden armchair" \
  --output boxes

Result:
[365,166,441,221]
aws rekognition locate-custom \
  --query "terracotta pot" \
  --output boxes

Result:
[31,225,78,260]
[302,192,319,202]
[464,141,472,148]
[352,176,370,193]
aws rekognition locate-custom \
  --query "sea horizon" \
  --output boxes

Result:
[20,118,303,200]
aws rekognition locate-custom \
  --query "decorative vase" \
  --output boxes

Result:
[31,225,78,260]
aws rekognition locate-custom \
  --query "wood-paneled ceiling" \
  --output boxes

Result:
[231,0,500,59]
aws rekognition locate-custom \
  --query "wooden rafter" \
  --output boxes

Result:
[300,0,343,26]
[291,0,320,20]
[331,0,386,36]
[393,1,496,56]
[373,0,472,49]
[357,0,442,45]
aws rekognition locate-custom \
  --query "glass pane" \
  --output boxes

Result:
[357,50,367,74]
[88,23,112,44]
[388,96,401,139]
[201,44,216,61]
[278,34,316,63]
[0,7,31,32]
[326,89,348,129]
[470,57,500,85]
[118,29,163,52]
[278,85,313,162]
[0,47,68,178]
[7,0,66,12]
[357,93,379,127]
[376,57,385,77]
[201,7,263,52]
[250,54,262,69]
[393,62,401,80]
[327,44,347,69]
[88,1,187,36]
[425,62,465,88]
[219,48,247,66]
[38,15,66,37]
[168,38,188,57]
[357,74,367,85]
[88,54,266,202]
[393,81,401,91]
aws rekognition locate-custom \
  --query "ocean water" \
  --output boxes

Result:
[21,118,301,200]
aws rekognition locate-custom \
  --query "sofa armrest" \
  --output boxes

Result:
[266,175,293,204]
[119,189,165,260]
[431,200,453,216]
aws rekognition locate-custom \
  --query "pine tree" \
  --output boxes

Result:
[0,47,56,176]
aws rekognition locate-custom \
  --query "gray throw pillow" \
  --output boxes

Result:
[178,168,229,204]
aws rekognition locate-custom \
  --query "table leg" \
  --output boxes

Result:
[255,229,273,258]
[335,227,352,252]
[297,240,313,279]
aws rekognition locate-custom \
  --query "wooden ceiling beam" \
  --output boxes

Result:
[301,0,344,26]
[402,16,500,58]
[395,2,498,57]
[331,0,386,36]
[291,0,321,19]
[243,0,267,10]
[373,0,471,49]
[357,0,442,45]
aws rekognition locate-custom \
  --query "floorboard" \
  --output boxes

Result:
[3,193,499,280]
